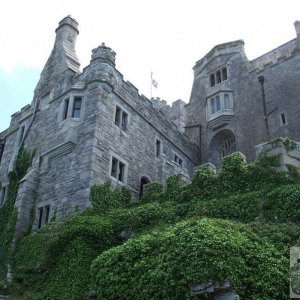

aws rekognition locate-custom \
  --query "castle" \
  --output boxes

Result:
[0,16,300,234]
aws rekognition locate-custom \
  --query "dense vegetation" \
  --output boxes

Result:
[0,147,35,281]
[1,152,300,299]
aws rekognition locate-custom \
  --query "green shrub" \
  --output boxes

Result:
[90,180,131,215]
[13,201,179,299]
[91,218,288,300]
[141,182,163,203]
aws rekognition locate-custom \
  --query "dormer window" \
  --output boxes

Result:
[209,67,228,87]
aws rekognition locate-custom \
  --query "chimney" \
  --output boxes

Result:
[54,15,79,52]
[294,21,300,49]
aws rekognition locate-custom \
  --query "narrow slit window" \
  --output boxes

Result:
[118,162,125,182]
[63,98,69,120]
[210,98,216,114]
[156,139,161,158]
[222,67,227,81]
[111,157,118,178]
[215,95,221,112]
[178,158,183,167]
[38,207,43,229]
[45,205,50,224]
[115,106,121,126]
[216,70,221,84]
[72,97,82,118]
[121,111,128,131]
[210,74,215,87]
[280,113,287,125]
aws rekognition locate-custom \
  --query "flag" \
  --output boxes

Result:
[152,78,158,88]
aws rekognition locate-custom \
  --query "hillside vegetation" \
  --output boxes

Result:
[2,152,300,299]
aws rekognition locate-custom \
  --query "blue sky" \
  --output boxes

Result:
[0,0,300,132]
[0,67,40,132]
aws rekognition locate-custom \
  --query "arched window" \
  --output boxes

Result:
[209,129,236,169]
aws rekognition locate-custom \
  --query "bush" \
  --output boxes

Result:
[90,180,131,215]
[141,182,163,203]
[91,218,288,300]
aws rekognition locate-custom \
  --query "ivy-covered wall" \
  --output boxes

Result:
[0,147,35,281]
[3,152,300,299]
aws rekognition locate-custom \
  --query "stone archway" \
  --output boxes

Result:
[139,176,151,200]
[209,129,236,168]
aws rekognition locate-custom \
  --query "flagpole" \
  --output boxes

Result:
[150,71,153,99]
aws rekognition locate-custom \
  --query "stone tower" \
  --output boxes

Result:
[35,16,81,99]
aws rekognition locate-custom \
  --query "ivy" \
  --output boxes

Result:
[90,180,131,215]
[91,218,288,300]
[0,147,35,281]
[282,137,297,152]
[6,151,300,299]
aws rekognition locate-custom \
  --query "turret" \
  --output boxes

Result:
[91,43,116,67]
[35,16,81,97]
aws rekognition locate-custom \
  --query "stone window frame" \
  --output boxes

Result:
[279,112,288,126]
[114,104,130,132]
[37,204,51,229]
[155,137,163,159]
[60,94,84,122]
[109,152,128,185]
[206,92,234,121]
[209,66,228,88]
[172,152,183,168]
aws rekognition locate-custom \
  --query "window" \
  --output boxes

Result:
[220,137,236,159]
[280,113,287,125]
[38,207,43,229]
[210,74,215,87]
[216,70,221,84]
[210,96,221,115]
[115,106,128,132]
[207,92,233,120]
[111,156,127,183]
[209,67,228,87]
[222,67,227,81]
[118,161,125,182]
[0,186,6,206]
[224,93,230,109]
[121,111,128,131]
[38,205,51,229]
[174,154,183,167]
[45,205,50,224]
[156,139,162,158]
[72,97,82,118]
[63,98,69,120]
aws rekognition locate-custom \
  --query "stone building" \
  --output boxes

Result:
[0,16,299,232]
[0,16,199,233]
[185,21,300,168]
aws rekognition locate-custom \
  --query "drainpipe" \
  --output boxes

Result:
[198,124,202,164]
[258,76,270,141]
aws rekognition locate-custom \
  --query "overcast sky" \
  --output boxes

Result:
[0,0,299,132]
